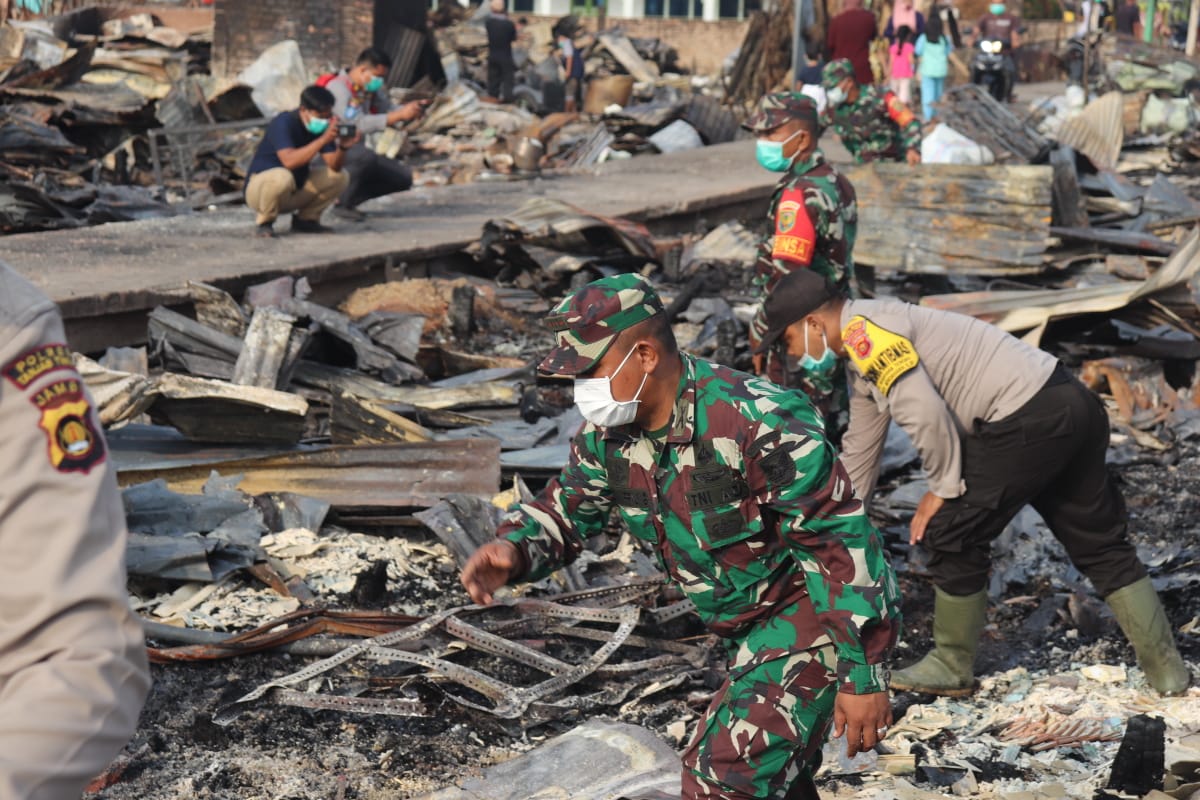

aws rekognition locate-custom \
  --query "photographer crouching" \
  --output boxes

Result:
[244,85,359,238]
[323,47,430,222]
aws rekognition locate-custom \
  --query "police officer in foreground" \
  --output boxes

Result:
[0,261,151,797]
[755,269,1191,697]
[820,58,923,165]
[461,274,901,799]
[745,93,858,439]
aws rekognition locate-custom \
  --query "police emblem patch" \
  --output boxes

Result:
[31,379,106,473]
[4,343,74,389]
[843,317,920,395]
[777,200,801,234]
[843,318,873,359]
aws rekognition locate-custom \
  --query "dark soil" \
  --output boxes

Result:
[93,448,1200,799]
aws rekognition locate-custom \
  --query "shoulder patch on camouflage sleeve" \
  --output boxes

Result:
[884,92,916,128]
[772,186,816,266]
[842,315,919,396]
[759,446,797,487]
[4,343,74,389]
[31,378,106,474]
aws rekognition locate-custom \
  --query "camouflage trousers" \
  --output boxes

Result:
[681,606,839,799]
[761,352,849,446]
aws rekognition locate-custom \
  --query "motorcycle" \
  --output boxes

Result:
[971,39,1011,102]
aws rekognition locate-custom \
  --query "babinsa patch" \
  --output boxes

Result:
[777,200,800,234]
[31,379,106,473]
[842,316,919,395]
[4,343,73,389]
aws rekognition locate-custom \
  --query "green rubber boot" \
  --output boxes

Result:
[1106,576,1191,695]
[890,587,987,697]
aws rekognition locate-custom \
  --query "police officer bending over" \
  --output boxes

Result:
[756,269,1191,697]
[461,274,901,799]
[0,261,150,798]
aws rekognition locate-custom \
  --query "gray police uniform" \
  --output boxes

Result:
[0,263,150,798]
[837,298,1146,597]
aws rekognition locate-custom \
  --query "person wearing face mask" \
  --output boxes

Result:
[244,85,357,238]
[323,48,429,222]
[460,273,901,800]
[973,1,1021,100]
[756,269,1191,698]
[744,92,857,441]
[819,59,922,166]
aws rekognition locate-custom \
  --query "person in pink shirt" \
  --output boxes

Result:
[888,25,917,105]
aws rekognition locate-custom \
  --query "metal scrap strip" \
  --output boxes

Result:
[214,606,463,724]
[266,687,427,717]
[218,599,644,723]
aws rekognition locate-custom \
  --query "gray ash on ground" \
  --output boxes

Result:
[97,449,1200,799]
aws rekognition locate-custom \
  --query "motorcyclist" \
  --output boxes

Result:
[973,2,1020,100]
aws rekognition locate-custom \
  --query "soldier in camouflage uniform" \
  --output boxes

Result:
[746,93,858,440]
[820,59,923,165]
[461,274,901,800]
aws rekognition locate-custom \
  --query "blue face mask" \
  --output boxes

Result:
[989,3,1005,13]
[365,76,385,93]
[755,128,803,172]
[305,115,330,135]
[790,326,838,376]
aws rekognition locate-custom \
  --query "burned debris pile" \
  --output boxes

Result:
[1,4,742,233]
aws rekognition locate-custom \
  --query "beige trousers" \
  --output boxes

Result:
[245,165,349,225]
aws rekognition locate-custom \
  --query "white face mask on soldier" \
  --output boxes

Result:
[573,345,648,428]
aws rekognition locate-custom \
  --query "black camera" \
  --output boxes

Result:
[337,123,357,138]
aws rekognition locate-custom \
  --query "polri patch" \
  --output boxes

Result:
[4,343,74,389]
[31,379,106,474]
[843,318,873,359]
[842,315,919,395]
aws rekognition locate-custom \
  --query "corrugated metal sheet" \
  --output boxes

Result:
[1054,90,1125,171]
[117,438,502,509]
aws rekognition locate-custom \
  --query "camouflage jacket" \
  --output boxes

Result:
[750,149,858,346]
[498,354,901,693]
[820,85,922,163]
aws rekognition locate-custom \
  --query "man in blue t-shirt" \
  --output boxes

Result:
[244,85,360,238]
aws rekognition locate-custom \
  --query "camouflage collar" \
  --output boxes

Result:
[602,354,696,444]
[789,148,826,177]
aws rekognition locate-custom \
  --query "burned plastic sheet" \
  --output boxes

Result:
[123,475,265,582]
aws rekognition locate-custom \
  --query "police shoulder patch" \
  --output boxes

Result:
[31,378,106,474]
[841,315,919,395]
[4,343,74,390]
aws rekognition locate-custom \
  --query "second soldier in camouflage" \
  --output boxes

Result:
[461,274,901,799]
[820,58,923,165]
[746,92,858,439]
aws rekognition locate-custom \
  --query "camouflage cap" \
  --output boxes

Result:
[822,58,857,89]
[539,274,665,376]
[743,92,820,133]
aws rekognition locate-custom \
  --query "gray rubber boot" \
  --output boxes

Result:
[1106,576,1191,695]
[890,587,988,697]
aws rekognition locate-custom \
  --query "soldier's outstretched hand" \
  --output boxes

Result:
[460,540,520,605]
